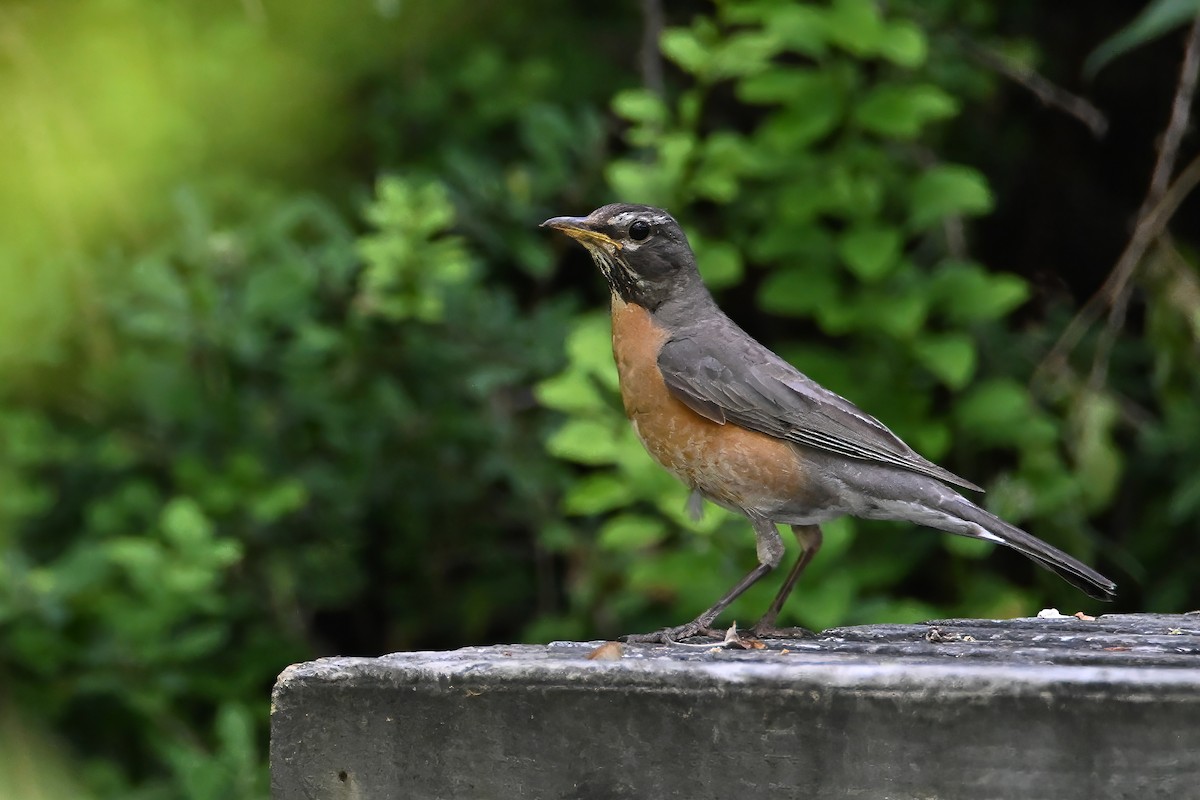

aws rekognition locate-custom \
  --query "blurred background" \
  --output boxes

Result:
[2,0,1199,797]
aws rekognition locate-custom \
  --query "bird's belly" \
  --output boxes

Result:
[611,295,831,516]
[628,412,814,512]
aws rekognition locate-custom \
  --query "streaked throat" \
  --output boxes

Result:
[583,244,644,304]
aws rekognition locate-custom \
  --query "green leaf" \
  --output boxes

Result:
[757,267,840,317]
[750,217,837,261]
[738,67,831,105]
[824,0,885,56]
[692,172,739,203]
[659,132,698,185]
[908,165,994,229]
[692,132,753,201]
[739,70,844,147]
[852,286,928,337]
[815,301,859,335]
[823,165,885,217]
[931,260,1030,323]
[692,235,744,289]
[564,474,635,515]
[854,84,958,139]
[160,497,213,548]
[756,104,843,151]
[534,370,606,414]
[763,4,829,56]
[879,20,928,68]
[954,378,1053,447]
[910,421,951,461]
[837,224,902,281]
[660,27,710,76]
[913,333,976,389]
[710,30,783,79]
[214,703,257,767]
[598,514,667,551]
[605,160,670,207]
[565,314,619,391]
[250,479,308,523]
[612,88,667,126]
[608,131,696,205]
[546,419,621,465]
[1085,0,1200,78]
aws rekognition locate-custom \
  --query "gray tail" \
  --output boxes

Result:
[947,497,1117,601]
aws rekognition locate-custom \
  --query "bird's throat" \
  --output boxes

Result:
[585,246,644,305]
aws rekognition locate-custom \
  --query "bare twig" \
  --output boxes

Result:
[959,36,1109,139]
[1145,14,1200,211]
[1037,152,1200,387]
[1035,15,1200,391]
[1089,14,1200,390]
[639,0,666,99]
[942,215,967,260]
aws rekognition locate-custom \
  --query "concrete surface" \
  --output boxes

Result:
[271,613,1200,799]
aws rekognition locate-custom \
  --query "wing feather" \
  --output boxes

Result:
[657,335,982,492]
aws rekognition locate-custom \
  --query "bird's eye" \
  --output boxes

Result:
[629,220,651,241]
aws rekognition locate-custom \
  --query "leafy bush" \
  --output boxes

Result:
[0,178,573,797]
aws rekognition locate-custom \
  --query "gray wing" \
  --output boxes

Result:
[657,334,983,492]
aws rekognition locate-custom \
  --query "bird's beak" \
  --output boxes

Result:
[541,216,622,250]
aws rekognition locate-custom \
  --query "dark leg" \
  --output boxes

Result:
[623,517,784,644]
[752,524,823,637]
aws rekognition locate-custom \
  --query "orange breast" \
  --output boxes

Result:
[610,295,811,513]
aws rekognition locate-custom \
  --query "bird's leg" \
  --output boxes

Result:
[752,524,823,639]
[623,517,783,644]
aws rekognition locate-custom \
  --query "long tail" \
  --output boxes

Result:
[938,494,1117,601]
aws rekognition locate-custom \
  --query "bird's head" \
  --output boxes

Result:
[541,204,703,310]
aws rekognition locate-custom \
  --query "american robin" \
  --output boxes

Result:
[542,203,1116,643]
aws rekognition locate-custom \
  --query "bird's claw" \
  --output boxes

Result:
[621,621,721,644]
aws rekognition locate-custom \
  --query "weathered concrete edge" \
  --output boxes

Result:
[272,645,1200,708]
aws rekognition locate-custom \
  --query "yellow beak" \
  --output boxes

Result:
[541,216,622,250]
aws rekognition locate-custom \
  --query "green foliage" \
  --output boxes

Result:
[356,180,474,321]
[2,1,1198,798]
[0,0,628,788]
[0,173,572,796]
[909,165,994,229]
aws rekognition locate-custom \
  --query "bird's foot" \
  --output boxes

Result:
[750,623,817,640]
[621,621,721,644]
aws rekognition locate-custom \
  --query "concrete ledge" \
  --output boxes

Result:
[271,613,1200,799]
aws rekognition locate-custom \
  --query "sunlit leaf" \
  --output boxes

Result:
[909,165,993,229]
[854,84,958,139]
[838,224,903,280]
[913,333,976,389]
[598,514,667,551]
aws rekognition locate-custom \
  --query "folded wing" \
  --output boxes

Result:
[657,335,982,492]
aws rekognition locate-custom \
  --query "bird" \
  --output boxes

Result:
[542,203,1116,643]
